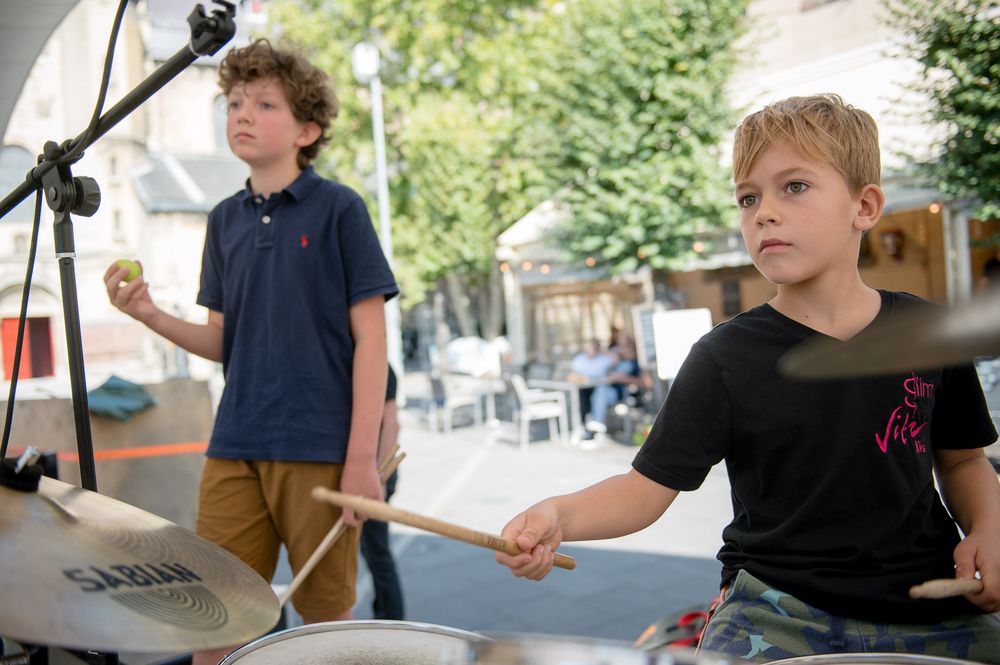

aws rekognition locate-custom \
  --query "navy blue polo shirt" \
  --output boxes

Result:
[197,167,398,463]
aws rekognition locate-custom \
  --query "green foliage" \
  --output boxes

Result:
[885,0,1000,221]
[268,0,747,304]
[268,0,552,304]
[546,0,746,272]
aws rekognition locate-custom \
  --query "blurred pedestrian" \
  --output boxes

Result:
[979,247,1000,293]
[360,365,405,620]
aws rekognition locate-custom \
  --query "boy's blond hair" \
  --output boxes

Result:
[733,94,880,194]
[219,39,338,169]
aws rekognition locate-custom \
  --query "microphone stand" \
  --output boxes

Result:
[0,1,235,494]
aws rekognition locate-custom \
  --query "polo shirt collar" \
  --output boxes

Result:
[235,166,323,202]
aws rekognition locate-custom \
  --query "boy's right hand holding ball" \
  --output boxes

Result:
[496,500,564,581]
[104,259,157,324]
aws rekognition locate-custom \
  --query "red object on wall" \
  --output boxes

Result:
[2,317,54,380]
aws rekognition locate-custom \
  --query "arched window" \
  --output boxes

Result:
[0,145,37,223]
[214,94,229,153]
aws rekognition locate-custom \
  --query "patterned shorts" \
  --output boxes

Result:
[699,570,1000,664]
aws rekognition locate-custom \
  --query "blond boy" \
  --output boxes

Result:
[497,95,1000,662]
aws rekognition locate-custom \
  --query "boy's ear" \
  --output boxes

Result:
[854,184,885,233]
[295,121,322,148]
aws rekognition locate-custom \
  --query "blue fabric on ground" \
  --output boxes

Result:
[87,375,157,421]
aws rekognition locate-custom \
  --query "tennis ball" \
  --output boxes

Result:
[115,259,142,283]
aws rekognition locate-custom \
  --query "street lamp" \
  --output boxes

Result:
[352,41,405,401]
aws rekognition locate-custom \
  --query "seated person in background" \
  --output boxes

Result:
[979,248,1000,293]
[590,336,642,436]
[569,339,617,436]
[609,334,641,401]
[608,326,623,353]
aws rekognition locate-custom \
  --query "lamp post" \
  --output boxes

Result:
[352,41,404,402]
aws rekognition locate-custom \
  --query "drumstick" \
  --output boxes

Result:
[311,488,577,571]
[909,578,984,600]
[278,449,405,607]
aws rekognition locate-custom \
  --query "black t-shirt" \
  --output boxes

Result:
[633,290,997,623]
[387,365,397,402]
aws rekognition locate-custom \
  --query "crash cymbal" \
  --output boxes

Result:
[779,289,1000,379]
[0,475,279,653]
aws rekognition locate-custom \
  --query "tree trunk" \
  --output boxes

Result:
[433,289,451,376]
[483,260,504,340]
[444,272,477,338]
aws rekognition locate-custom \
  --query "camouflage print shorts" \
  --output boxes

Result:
[699,570,1000,664]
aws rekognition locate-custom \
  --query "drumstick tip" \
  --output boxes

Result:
[909,577,984,599]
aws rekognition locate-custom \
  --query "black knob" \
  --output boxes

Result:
[72,176,101,217]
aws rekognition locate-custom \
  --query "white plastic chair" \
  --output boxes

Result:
[510,375,569,451]
[429,375,483,433]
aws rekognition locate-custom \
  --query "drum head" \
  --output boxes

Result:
[220,620,486,665]
[474,633,665,664]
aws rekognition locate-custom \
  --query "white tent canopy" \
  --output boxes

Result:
[0,0,80,143]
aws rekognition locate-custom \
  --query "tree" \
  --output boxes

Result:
[268,0,552,337]
[269,0,748,335]
[885,0,1000,221]
[545,0,747,273]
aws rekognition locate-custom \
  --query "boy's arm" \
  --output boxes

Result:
[496,469,678,580]
[934,447,1000,612]
[104,263,224,362]
[339,295,388,526]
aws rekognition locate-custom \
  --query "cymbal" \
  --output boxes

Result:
[0,476,280,653]
[779,289,1000,379]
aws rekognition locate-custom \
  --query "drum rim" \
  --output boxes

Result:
[219,619,488,664]
[770,654,974,665]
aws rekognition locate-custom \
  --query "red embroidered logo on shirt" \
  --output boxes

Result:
[300,235,309,248]
[875,373,932,454]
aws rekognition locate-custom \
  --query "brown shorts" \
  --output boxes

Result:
[196,458,360,622]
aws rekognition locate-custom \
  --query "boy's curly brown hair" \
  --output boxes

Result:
[219,39,338,169]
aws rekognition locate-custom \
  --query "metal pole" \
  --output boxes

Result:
[942,205,956,305]
[952,207,973,304]
[369,75,405,404]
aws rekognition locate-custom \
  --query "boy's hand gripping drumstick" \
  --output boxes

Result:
[278,445,404,607]
[311,488,577,571]
[909,578,984,599]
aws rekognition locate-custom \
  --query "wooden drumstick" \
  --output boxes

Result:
[278,449,405,607]
[909,578,984,599]
[311,488,577,571]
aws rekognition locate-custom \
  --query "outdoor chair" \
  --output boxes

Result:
[429,375,483,433]
[510,374,569,451]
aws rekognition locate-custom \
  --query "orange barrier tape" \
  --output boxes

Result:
[13,441,210,462]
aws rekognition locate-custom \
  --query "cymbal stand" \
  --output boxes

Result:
[0,2,236,493]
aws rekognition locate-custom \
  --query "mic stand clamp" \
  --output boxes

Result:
[188,1,237,56]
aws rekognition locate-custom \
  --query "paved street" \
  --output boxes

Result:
[328,383,734,643]
[347,417,731,643]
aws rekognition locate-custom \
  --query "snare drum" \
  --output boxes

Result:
[219,620,487,664]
